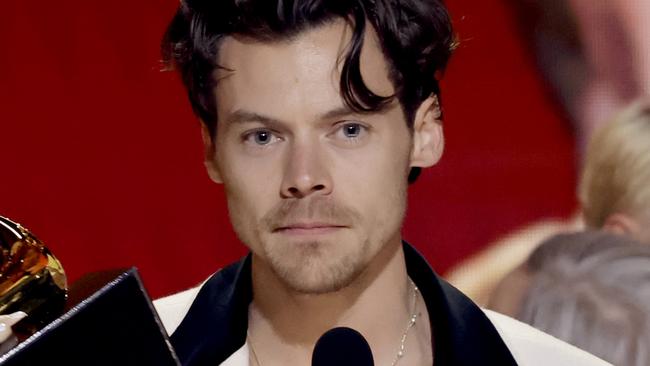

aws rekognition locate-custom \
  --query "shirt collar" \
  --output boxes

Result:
[403,243,517,365]
[172,242,517,366]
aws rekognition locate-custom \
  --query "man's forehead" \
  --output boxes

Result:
[213,19,394,105]
[214,21,349,80]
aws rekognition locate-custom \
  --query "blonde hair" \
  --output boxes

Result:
[579,100,650,228]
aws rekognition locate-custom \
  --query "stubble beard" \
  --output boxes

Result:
[262,235,372,294]
[230,182,408,295]
[256,197,372,294]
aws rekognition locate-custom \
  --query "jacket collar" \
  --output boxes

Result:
[171,243,518,365]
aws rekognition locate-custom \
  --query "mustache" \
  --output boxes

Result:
[262,197,360,231]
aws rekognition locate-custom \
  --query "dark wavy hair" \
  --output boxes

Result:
[162,0,455,182]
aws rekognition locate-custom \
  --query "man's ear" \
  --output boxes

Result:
[200,123,223,184]
[602,212,641,237]
[410,95,444,168]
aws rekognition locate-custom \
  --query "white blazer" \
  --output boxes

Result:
[154,286,612,366]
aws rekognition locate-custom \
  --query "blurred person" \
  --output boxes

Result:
[447,99,650,304]
[569,0,650,149]
[489,231,650,366]
[445,215,582,305]
[579,99,650,243]
[509,0,650,153]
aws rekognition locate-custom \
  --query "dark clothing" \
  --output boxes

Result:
[171,243,519,365]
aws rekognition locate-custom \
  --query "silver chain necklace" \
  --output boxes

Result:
[391,279,420,366]
[247,279,420,366]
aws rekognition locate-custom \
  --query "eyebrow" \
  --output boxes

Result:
[319,105,357,120]
[225,110,282,126]
[225,105,359,126]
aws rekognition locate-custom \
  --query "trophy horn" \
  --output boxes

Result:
[0,216,67,335]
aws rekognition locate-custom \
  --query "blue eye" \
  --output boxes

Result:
[253,130,272,145]
[243,129,279,146]
[342,123,362,138]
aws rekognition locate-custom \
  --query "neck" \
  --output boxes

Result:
[248,239,432,365]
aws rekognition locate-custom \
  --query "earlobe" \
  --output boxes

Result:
[200,123,223,184]
[602,212,641,237]
[410,95,444,168]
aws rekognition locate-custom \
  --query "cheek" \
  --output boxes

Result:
[332,137,411,221]
[223,176,276,252]
[217,148,283,238]
[217,141,283,197]
[368,140,411,226]
[222,169,278,219]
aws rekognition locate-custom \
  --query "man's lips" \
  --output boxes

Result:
[273,223,347,235]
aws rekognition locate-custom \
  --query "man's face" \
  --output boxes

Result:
[206,20,441,294]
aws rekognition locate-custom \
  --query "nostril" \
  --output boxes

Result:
[284,184,327,197]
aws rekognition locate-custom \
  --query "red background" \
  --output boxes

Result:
[0,0,576,298]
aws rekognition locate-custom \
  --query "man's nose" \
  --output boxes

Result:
[280,141,333,198]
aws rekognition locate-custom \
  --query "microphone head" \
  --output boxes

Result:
[311,327,374,366]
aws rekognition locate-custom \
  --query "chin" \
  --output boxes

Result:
[264,239,368,294]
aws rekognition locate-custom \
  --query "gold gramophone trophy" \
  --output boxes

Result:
[0,216,180,365]
[0,216,67,351]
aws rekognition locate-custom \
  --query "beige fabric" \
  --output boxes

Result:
[484,309,612,366]
[154,285,202,335]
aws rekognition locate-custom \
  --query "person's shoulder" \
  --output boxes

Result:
[153,276,211,335]
[482,309,612,366]
[153,255,251,336]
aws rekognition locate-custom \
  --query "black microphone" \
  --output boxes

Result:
[311,327,374,366]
